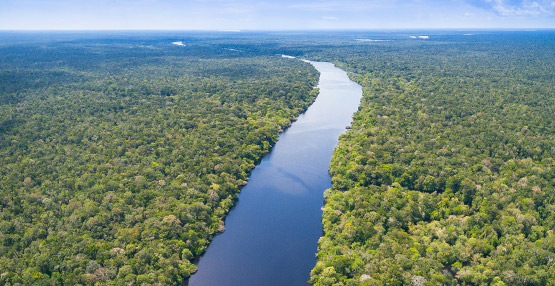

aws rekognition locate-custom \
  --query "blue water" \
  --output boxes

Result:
[187,60,362,286]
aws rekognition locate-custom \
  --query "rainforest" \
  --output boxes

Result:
[0,31,553,285]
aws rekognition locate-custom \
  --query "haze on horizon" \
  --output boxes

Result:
[0,0,554,30]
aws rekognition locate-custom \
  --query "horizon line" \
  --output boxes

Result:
[1,27,554,32]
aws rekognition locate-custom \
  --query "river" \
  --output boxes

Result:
[186,58,363,286]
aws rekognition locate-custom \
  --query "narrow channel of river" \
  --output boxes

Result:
[186,58,362,286]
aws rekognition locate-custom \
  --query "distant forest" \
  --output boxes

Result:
[0,31,553,285]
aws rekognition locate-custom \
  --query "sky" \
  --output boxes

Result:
[0,0,553,30]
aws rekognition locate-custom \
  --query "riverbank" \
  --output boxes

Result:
[187,58,362,286]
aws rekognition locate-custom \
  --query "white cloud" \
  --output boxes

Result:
[474,0,554,16]
[322,16,338,20]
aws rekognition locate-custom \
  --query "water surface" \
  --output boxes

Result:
[187,59,362,286]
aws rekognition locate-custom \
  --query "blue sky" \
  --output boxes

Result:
[0,0,553,30]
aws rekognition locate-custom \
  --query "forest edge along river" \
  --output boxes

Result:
[186,56,363,286]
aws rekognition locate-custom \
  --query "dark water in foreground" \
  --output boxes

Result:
[187,59,363,286]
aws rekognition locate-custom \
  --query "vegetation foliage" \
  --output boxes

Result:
[0,38,318,284]
[308,33,554,285]
[1,31,553,286]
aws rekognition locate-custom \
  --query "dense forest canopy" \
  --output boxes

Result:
[0,31,553,285]
[0,34,319,284]
[305,32,554,285]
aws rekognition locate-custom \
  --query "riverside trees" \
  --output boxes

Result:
[0,36,318,284]
[309,32,554,285]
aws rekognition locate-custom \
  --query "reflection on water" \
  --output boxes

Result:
[187,60,362,286]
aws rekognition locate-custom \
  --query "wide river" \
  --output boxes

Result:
[186,59,362,286]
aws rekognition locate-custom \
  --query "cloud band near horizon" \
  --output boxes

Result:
[0,0,553,30]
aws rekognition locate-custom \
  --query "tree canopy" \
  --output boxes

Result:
[308,32,554,285]
[0,37,319,285]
